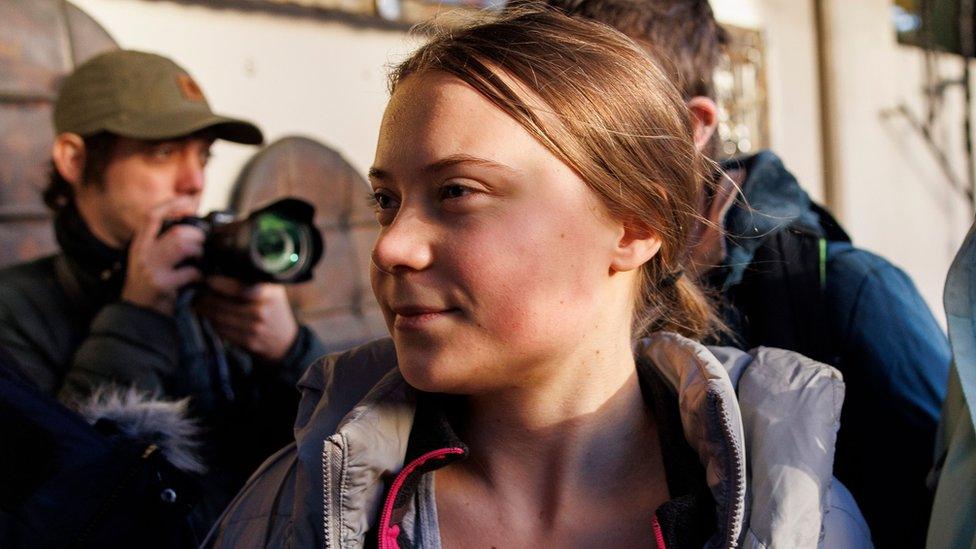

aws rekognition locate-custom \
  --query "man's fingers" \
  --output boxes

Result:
[196,280,297,361]
[206,275,262,300]
[129,196,200,254]
[201,305,254,332]
[208,323,251,350]
[156,225,206,266]
[167,266,203,289]
[202,308,259,349]
[195,293,259,326]
[129,204,166,257]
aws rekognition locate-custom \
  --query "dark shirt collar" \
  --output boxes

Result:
[53,202,127,305]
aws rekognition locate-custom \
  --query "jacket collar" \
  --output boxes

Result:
[53,203,127,308]
[945,221,976,428]
[296,333,842,548]
[636,333,747,547]
[716,150,823,288]
[295,335,750,548]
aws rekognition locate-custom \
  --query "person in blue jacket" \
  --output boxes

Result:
[535,0,950,545]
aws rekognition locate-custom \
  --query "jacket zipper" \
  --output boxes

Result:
[322,435,347,549]
[74,443,159,545]
[652,515,667,549]
[709,392,746,548]
[377,447,465,549]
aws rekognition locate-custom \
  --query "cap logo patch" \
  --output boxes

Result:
[176,73,205,102]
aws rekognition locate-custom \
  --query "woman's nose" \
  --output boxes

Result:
[371,210,435,274]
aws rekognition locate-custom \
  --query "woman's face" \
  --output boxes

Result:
[369,71,632,394]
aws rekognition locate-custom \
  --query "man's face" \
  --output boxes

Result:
[688,168,740,278]
[77,135,213,248]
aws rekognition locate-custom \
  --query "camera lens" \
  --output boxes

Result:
[250,212,312,280]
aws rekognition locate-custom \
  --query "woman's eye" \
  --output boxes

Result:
[371,191,398,210]
[439,184,471,201]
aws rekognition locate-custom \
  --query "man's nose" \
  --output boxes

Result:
[175,150,205,195]
[371,210,435,275]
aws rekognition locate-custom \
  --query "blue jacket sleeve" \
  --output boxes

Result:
[825,242,950,548]
[827,242,949,426]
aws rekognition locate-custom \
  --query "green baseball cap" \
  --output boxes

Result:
[54,49,263,145]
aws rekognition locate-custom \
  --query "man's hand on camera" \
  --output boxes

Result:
[121,197,204,316]
[195,276,299,363]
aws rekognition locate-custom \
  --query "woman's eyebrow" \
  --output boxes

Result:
[421,154,518,176]
[369,154,520,183]
[367,167,389,182]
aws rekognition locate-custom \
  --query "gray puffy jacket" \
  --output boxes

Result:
[206,333,872,548]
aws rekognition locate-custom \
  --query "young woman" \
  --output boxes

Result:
[207,8,870,548]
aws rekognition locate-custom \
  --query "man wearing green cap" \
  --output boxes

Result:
[0,50,325,538]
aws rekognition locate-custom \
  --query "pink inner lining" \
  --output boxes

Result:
[652,515,667,549]
[377,447,465,549]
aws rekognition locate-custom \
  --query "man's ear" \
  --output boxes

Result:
[611,223,662,273]
[51,133,86,188]
[686,96,718,153]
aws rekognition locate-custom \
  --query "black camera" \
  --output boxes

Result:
[162,198,324,284]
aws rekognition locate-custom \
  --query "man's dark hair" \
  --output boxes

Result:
[520,0,729,99]
[44,133,118,212]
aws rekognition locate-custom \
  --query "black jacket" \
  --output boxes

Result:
[0,205,327,542]
[0,345,202,548]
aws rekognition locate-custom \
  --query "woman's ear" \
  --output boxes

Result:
[51,133,86,188]
[611,223,662,273]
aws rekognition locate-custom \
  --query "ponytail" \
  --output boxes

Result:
[634,263,725,341]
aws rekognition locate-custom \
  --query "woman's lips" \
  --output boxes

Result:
[391,307,458,331]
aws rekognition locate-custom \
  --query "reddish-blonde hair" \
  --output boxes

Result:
[391,7,720,339]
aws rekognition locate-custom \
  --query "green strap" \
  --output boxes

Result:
[819,238,827,290]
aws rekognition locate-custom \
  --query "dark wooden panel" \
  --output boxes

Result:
[232,136,387,352]
[0,1,115,98]
[0,0,117,268]
[0,0,69,98]
[0,102,54,207]
[63,1,116,63]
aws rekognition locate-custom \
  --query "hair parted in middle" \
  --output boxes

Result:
[390,6,722,340]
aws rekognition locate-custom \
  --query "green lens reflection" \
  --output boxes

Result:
[253,213,308,276]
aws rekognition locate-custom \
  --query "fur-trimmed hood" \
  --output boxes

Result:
[71,385,205,474]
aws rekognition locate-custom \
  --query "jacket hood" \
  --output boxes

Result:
[210,335,847,548]
[718,150,823,288]
[72,385,205,474]
[944,221,976,429]
[927,220,976,548]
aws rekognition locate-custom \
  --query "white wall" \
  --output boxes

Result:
[757,0,825,203]
[820,0,974,320]
[70,0,417,211]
